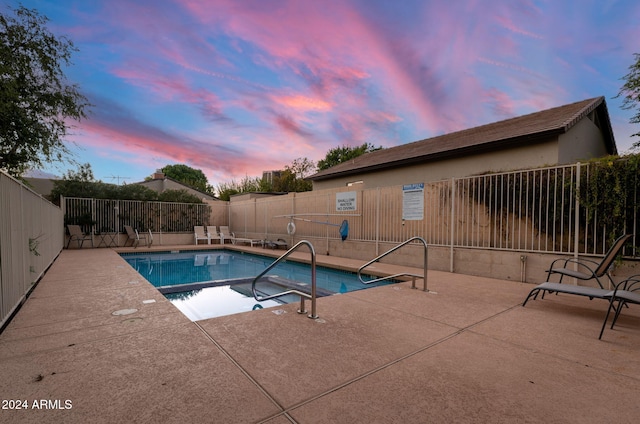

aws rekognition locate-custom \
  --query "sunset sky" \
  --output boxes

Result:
[12,0,640,188]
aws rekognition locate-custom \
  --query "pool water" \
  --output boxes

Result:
[121,250,394,320]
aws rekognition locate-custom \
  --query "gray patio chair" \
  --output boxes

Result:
[124,225,152,248]
[599,274,640,339]
[66,224,94,248]
[522,234,632,306]
[264,239,288,250]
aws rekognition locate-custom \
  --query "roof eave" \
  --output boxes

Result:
[309,130,563,181]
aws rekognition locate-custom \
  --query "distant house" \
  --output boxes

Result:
[23,176,57,199]
[136,171,219,201]
[24,171,220,202]
[308,97,617,190]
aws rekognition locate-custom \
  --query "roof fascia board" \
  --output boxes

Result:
[310,129,563,181]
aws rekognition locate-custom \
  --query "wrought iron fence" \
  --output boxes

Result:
[229,161,639,257]
[60,160,639,259]
[62,197,212,233]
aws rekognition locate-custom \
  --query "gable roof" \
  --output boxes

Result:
[309,97,616,181]
[135,175,219,201]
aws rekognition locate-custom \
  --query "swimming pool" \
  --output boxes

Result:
[121,249,395,320]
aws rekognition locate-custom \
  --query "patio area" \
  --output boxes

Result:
[1,246,639,423]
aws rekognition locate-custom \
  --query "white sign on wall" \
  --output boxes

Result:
[336,191,357,211]
[403,183,424,220]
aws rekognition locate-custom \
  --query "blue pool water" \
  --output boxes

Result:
[121,249,394,320]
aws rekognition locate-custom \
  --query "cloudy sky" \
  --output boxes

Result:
[12,0,640,187]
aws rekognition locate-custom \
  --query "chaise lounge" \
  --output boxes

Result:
[218,226,262,246]
[263,239,288,250]
[194,226,209,245]
[522,234,632,306]
[598,274,640,339]
[206,226,221,244]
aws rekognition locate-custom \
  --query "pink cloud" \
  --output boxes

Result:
[71,95,279,180]
[272,94,332,112]
[494,15,544,40]
[111,64,228,122]
[45,0,636,186]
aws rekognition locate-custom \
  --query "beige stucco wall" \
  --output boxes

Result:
[230,192,286,202]
[557,116,609,164]
[312,139,560,190]
[205,199,229,226]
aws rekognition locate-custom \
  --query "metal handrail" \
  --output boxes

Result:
[357,237,429,291]
[251,240,318,319]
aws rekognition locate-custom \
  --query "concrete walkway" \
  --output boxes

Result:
[1,247,639,423]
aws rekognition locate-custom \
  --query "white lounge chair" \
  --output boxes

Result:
[219,226,232,244]
[219,226,261,246]
[207,226,221,244]
[194,226,209,245]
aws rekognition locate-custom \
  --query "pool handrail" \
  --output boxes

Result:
[251,240,318,319]
[357,236,428,291]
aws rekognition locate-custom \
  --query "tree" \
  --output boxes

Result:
[280,157,314,192]
[272,169,298,192]
[158,189,203,203]
[50,163,186,204]
[215,157,314,199]
[288,157,316,179]
[618,53,640,148]
[215,176,261,201]
[50,163,98,201]
[0,6,90,176]
[160,164,212,193]
[317,143,382,171]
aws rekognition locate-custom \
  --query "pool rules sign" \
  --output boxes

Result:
[336,191,357,211]
[403,183,424,220]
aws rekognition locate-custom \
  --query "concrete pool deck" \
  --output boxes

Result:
[1,246,639,423]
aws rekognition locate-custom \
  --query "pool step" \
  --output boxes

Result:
[157,275,334,298]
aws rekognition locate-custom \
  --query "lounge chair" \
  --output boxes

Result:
[66,224,94,248]
[599,274,640,339]
[124,225,152,248]
[218,225,262,246]
[219,226,232,244]
[522,234,632,306]
[207,226,221,244]
[230,233,263,246]
[264,239,288,250]
[194,226,209,245]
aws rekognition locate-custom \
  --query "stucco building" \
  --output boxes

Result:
[136,171,219,201]
[308,97,617,190]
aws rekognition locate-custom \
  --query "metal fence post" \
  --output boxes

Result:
[376,187,380,256]
[450,177,455,273]
[574,162,581,263]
